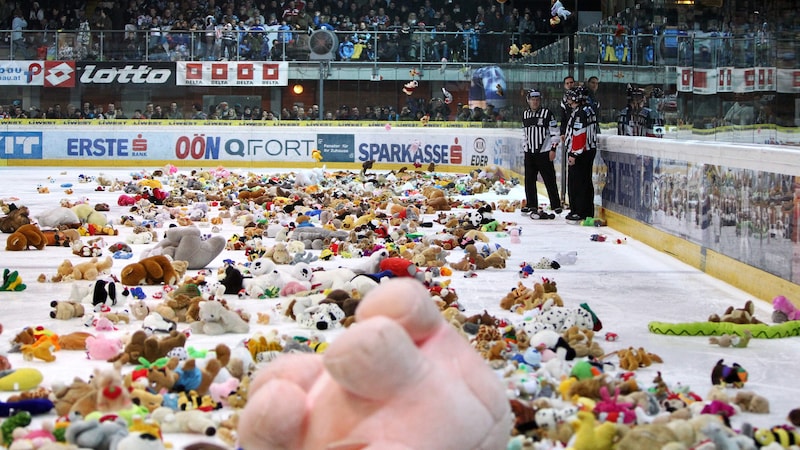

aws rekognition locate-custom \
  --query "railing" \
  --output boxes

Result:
[0,28,570,64]
[7,27,797,71]
[515,30,800,70]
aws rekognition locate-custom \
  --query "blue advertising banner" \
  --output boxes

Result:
[316,134,355,162]
[0,131,43,159]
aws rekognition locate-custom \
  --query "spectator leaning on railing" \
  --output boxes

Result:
[12,8,28,59]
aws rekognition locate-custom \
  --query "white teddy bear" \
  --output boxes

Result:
[190,300,250,335]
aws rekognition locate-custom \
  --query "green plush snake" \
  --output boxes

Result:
[648,320,800,339]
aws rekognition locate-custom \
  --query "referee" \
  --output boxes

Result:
[521,88,563,219]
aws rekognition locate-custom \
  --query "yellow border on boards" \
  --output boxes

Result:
[602,208,800,308]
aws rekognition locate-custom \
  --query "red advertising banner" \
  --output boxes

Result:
[677,67,693,92]
[717,67,733,92]
[693,68,717,94]
[776,69,800,93]
[176,61,289,86]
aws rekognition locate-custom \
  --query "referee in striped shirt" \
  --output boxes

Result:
[521,88,563,219]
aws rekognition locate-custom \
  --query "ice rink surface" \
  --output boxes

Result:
[0,166,798,449]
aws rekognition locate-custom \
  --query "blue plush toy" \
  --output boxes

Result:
[173,362,202,392]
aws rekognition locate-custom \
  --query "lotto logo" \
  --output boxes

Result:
[0,132,43,159]
[43,61,76,88]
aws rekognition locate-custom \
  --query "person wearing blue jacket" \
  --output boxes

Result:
[338,35,355,60]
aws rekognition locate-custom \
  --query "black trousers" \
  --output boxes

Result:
[524,151,561,211]
[567,148,596,219]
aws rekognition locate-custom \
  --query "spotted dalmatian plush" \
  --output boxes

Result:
[298,303,346,330]
[534,404,580,431]
[517,303,598,336]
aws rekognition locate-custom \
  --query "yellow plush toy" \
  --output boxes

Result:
[72,203,109,227]
[56,256,114,281]
[567,410,619,450]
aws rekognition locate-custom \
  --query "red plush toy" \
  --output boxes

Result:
[379,257,424,281]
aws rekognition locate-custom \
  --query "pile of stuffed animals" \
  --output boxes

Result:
[1,164,799,450]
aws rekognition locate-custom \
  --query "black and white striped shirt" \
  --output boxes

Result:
[522,107,559,153]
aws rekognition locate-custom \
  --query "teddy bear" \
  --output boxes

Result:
[146,358,182,392]
[157,293,203,322]
[43,228,81,247]
[173,351,225,396]
[190,301,250,335]
[708,300,763,325]
[0,204,31,233]
[50,300,86,320]
[265,242,293,265]
[411,245,447,268]
[126,231,154,245]
[319,289,362,327]
[55,256,114,282]
[5,223,47,251]
[237,278,512,449]
[53,365,130,420]
[129,388,164,413]
[86,334,124,361]
[120,255,180,286]
[150,407,217,436]
[499,282,536,311]
[53,256,114,283]
[65,414,129,450]
[732,390,770,413]
[108,329,187,365]
[71,203,109,227]
[562,325,605,358]
[141,226,225,270]
[35,206,81,229]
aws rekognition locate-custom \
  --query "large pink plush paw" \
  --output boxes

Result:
[238,278,512,450]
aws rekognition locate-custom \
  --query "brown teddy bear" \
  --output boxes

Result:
[42,228,81,247]
[109,329,187,365]
[156,292,203,322]
[708,300,763,325]
[0,205,31,233]
[120,254,180,286]
[52,377,98,417]
[146,357,181,392]
[562,325,605,358]
[5,223,47,251]
[499,282,535,311]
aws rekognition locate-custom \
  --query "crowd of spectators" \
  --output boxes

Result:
[1,0,571,64]
[2,0,796,68]
[1,98,511,123]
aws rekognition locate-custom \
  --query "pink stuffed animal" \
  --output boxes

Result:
[209,377,240,406]
[772,295,800,322]
[85,334,123,360]
[237,278,513,449]
[593,385,636,424]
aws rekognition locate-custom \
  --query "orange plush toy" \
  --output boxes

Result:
[5,223,47,251]
[120,255,180,286]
